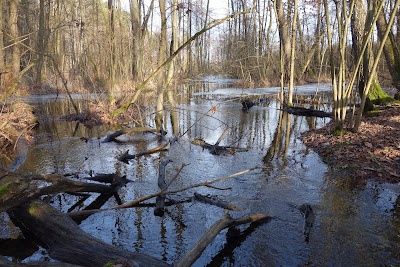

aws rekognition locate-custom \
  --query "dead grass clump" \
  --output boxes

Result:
[61,100,145,128]
[0,102,37,155]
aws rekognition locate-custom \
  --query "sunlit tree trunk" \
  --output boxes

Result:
[155,0,168,130]
[288,0,298,106]
[36,0,51,86]
[274,0,291,104]
[108,0,116,103]
[351,0,389,112]
[130,0,142,80]
[375,0,400,90]
[0,0,4,73]
[9,0,21,80]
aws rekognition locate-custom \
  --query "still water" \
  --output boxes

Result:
[1,77,400,266]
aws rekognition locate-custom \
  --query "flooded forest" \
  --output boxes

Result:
[1,0,400,266]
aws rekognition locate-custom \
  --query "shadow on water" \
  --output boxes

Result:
[1,78,400,265]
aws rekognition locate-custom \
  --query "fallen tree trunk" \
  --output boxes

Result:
[8,200,170,267]
[281,107,333,118]
[190,139,247,155]
[118,142,170,164]
[175,211,270,267]
[0,172,116,212]
[102,127,159,143]
[194,193,243,211]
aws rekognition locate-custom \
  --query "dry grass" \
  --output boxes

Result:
[0,102,37,156]
[61,100,145,128]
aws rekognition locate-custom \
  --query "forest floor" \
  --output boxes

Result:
[302,103,400,183]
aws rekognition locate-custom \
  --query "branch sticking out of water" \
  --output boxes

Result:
[67,167,259,218]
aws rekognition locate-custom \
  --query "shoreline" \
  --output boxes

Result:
[302,104,400,183]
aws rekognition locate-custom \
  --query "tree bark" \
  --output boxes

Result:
[375,0,400,90]
[9,0,21,80]
[8,200,170,267]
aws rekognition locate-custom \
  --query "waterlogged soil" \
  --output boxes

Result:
[302,104,400,182]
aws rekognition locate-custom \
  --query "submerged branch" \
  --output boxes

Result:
[67,167,258,218]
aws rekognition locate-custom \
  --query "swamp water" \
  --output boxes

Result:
[1,77,400,266]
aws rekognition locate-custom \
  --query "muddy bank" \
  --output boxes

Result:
[302,104,400,182]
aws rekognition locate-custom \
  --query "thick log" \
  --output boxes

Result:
[191,139,247,155]
[102,127,158,143]
[84,173,132,186]
[118,142,169,164]
[194,193,243,211]
[8,200,170,267]
[0,173,115,212]
[175,211,270,267]
[281,107,333,118]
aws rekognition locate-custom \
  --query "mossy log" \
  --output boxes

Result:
[8,200,170,267]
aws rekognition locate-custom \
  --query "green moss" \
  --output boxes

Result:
[331,127,346,136]
[103,262,114,267]
[28,201,42,215]
[365,110,380,117]
[339,163,359,171]
[0,182,11,196]
[335,142,348,147]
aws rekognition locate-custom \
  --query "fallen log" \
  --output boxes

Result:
[281,107,333,118]
[83,173,132,186]
[118,142,170,164]
[0,172,116,212]
[175,211,270,267]
[194,193,243,211]
[102,127,159,143]
[191,139,247,155]
[8,200,170,267]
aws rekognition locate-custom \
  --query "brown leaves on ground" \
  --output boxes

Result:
[302,104,400,183]
[0,102,37,155]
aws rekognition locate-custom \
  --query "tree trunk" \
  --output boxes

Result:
[8,200,170,267]
[351,0,389,112]
[130,0,142,80]
[9,0,21,80]
[0,0,5,73]
[375,0,400,90]
[288,0,298,106]
[155,0,168,130]
[274,0,291,103]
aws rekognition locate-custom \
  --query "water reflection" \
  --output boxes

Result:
[0,79,399,266]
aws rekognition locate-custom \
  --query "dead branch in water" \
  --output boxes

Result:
[0,172,117,212]
[67,167,258,218]
[175,211,270,267]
